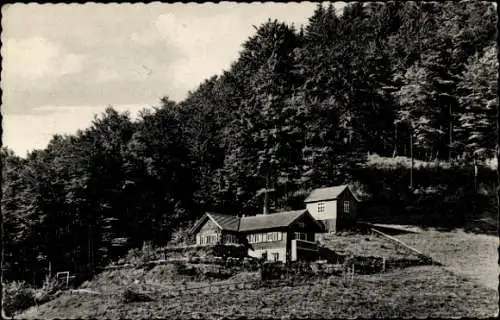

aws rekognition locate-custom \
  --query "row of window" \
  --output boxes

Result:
[317,201,351,213]
[199,231,315,245]
[198,233,239,245]
[247,232,283,244]
[199,234,219,245]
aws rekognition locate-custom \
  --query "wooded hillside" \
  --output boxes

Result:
[1,2,498,284]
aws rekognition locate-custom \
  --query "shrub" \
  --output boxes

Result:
[122,288,154,303]
[2,281,36,316]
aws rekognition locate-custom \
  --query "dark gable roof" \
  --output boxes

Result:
[304,185,358,202]
[189,213,240,234]
[190,209,322,234]
[239,209,308,232]
[207,213,240,231]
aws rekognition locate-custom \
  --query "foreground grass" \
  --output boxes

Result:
[20,265,498,319]
[318,232,419,259]
[395,229,499,290]
[323,227,499,290]
[19,229,498,319]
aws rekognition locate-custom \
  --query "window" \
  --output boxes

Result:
[247,234,256,243]
[318,202,325,213]
[294,232,307,240]
[267,232,274,241]
[272,253,279,261]
[344,201,350,213]
[200,234,219,245]
[225,234,237,244]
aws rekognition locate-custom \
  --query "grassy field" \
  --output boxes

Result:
[318,231,420,259]
[20,265,497,319]
[321,227,498,290]
[394,228,499,290]
[19,228,498,319]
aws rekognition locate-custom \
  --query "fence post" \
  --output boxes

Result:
[382,257,386,272]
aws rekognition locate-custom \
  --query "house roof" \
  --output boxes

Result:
[304,185,353,202]
[189,212,240,234]
[238,209,308,232]
[190,209,323,234]
[207,213,240,231]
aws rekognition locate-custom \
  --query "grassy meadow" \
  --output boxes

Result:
[19,228,499,319]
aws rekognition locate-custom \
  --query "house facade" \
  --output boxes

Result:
[304,185,359,233]
[189,210,323,263]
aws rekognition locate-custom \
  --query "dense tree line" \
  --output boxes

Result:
[1,2,497,283]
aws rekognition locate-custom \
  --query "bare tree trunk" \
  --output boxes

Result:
[449,104,453,161]
[263,173,269,215]
[393,125,398,158]
[497,102,500,226]
[410,130,414,190]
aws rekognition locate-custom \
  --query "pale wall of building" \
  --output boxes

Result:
[306,200,337,221]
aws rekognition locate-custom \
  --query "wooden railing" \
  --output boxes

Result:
[294,239,318,251]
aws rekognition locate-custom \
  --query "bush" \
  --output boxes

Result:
[122,288,154,303]
[2,281,36,316]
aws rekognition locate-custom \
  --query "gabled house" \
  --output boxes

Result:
[189,213,241,246]
[188,185,359,262]
[189,210,323,263]
[304,185,359,233]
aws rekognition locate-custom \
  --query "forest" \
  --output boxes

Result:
[1,2,498,284]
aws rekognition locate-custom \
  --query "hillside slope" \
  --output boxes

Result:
[19,229,499,319]
[19,265,498,319]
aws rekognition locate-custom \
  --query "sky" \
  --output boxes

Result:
[1,2,347,157]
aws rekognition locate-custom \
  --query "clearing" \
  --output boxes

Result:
[19,228,498,319]
[394,228,499,290]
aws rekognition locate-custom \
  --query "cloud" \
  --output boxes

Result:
[2,36,84,80]
[1,2,347,155]
[2,3,346,114]
[151,2,347,93]
[153,12,242,90]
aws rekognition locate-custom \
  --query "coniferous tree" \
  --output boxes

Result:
[456,44,498,161]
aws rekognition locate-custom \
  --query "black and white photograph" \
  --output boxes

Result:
[1,1,498,318]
